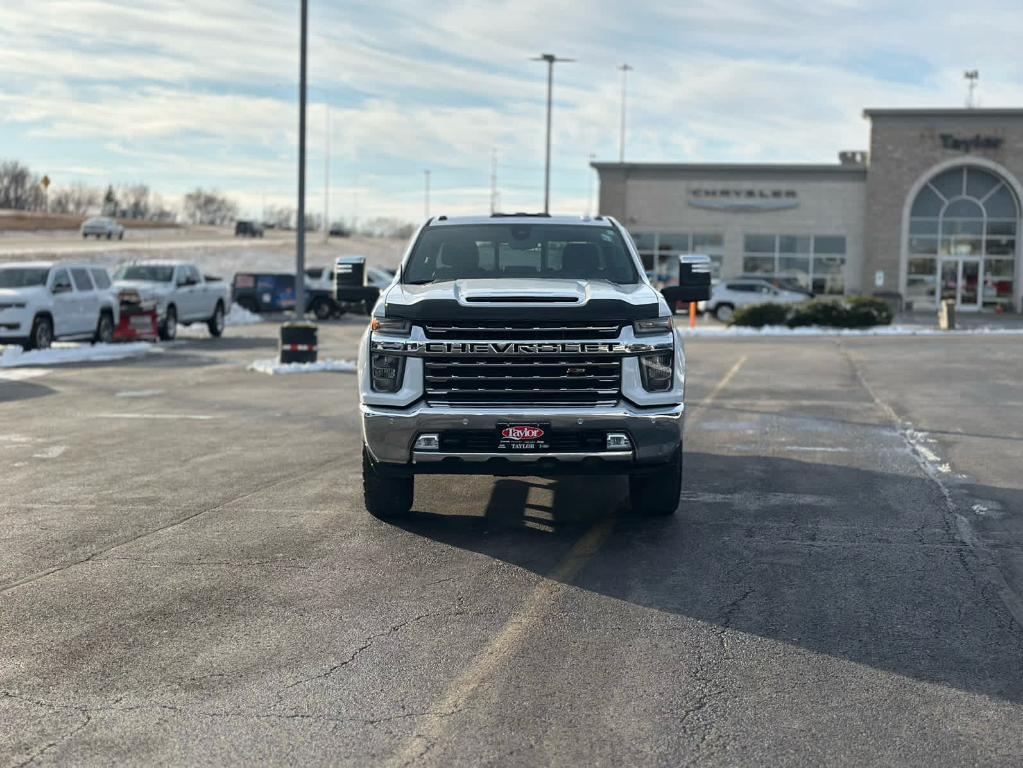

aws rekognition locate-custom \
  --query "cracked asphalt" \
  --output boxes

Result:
[2,322,1023,766]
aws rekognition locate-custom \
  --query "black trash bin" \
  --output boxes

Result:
[280,321,318,364]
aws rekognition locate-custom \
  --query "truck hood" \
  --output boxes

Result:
[0,286,45,302]
[382,278,663,322]
[114,280,171,297]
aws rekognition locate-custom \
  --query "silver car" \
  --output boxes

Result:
[81,216,125,240]
[705,278,808,322]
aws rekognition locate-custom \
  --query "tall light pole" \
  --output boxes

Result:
[294,0,308,320]
[964,70,979,108]
[490,147,499,214]
[618,63,633,163]
[532,53,574,214]
[323,104,330,242]
[424,169,431,218]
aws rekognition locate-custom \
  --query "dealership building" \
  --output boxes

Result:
[594,108,1023,312]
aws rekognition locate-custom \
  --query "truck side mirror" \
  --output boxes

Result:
[660,254,712,305]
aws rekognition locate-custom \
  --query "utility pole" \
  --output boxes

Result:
[490,148,499,214]
[323,105,330,242]
[586,153,596,217]
[424,169,431,218]
[294,0,307,320]
[964,70,979,108]
[618,63,632,163]
[531,53,574,214]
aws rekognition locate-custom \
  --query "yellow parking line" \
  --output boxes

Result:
[687,355,746,428]
[386,358,747,766]
[385,515,615,767]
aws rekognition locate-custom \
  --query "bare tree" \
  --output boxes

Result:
[49,183,101,215]
[358,217,415,239]
[119,184,150,220]
[183,188,239,226]
[263,205,295,229]
[0,160,46,211]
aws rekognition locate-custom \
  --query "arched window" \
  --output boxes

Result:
[907,166,1018,308]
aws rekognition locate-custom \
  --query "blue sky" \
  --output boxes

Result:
[2,0,1022,222]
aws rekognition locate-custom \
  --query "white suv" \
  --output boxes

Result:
[81,216,125,240]
[706,278,808,322]
[0,262,120,350]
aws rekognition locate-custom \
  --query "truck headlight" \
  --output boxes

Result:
[370,352,406,392]
[370,317,411,335]
[633,316,673,335]
[638,352,673,391]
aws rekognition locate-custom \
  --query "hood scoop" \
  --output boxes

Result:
[453,278,587,307]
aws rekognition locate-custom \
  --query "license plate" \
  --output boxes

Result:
[497,423,550,451]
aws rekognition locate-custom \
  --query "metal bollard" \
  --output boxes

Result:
[280,321,318,364]
[938,299,956,331]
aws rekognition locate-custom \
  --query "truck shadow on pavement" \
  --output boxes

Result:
[397,451,1023,704]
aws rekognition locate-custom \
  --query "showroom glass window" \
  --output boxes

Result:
[628,231,724,284]
[741,235,846,294]
[907,166,1018,309]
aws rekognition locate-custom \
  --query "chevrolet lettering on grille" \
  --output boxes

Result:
[370,340,671,356]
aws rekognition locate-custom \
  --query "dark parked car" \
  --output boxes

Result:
[328,224,351,238]
[234,220,265,238]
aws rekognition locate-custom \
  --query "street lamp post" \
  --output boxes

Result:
[618,63,633,163]
[532,53,574,214]
[294,0,308,320]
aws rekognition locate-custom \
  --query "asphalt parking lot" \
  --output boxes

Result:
[2,323,1023,766]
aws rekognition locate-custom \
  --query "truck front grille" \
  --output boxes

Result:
[424,355,621,406]
[423,320,621,341]
[439,429,609,452]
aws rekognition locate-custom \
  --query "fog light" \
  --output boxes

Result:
[639,352,673,392]
[606,432,632,450]
[415,433,440,451]
[371,352,405,392]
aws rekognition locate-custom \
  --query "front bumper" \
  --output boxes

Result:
[362,400,683,475]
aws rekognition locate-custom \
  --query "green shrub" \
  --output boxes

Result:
[729,302,791,328]
[786,300,849,328]
[728,296,894,329]
[846,296,894,326]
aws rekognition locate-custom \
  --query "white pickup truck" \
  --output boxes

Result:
[112,260,229,340]
[0,261,120,349]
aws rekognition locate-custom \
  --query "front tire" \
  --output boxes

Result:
[629,449,682,516]
[93,311,114,344]
[363,447,413,519]
[26,315,53,351]
[713,303,735,322]
[311,297,333,321]
[207,302,225,337]
[159,305,177,341]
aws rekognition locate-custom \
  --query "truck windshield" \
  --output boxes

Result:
[402,224,640,285]
[115,265,175,282]
[0,267,49,288]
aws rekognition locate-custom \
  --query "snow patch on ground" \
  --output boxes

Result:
[248,358,357,375]
[0,342,160,368]
[226,302,262,326]
[681,324,1023,337]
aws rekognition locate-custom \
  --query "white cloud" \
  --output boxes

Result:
[2,0,1021,222]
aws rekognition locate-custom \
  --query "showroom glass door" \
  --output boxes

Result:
[939,257,982,310]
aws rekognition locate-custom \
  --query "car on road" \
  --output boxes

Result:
[80,216,124,240]
[705,278,808,322]
[0,261,120,349]
[358,214,711,519]
[112,260,229,340]
[234,219,265,238]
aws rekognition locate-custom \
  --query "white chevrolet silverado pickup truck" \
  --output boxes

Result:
[113,260,229,340]
[358,214,711,518]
